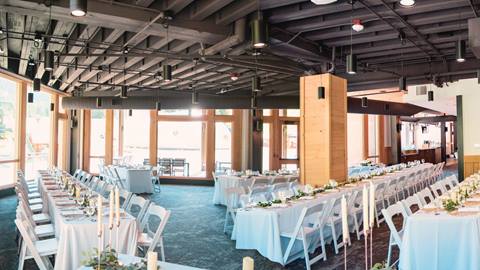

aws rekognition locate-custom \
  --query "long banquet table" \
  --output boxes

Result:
[232,164,432,264]
[37,171,139,270]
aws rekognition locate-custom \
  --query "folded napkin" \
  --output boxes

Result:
[61,209,84,216]
[458,207,480,212]
[56,200,76,206]
[467,198,480,202]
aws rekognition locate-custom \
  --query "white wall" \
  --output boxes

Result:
[347,113,365,166]
[404,78,480,155]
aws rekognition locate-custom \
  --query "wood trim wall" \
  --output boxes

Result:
[205,110,215,177]
[104,110,114,165]
[82,110,91,172]
[464,155,480,178]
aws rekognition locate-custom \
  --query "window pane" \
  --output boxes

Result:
[215,109,233,115]
[191,109,204,117]
[263,109,271,116]
[159,109,189,116]
[0,77,18,161]
[281,163,298,170]
[215,122,232,173]
[262,123,270,171]
[123,110,149,165]
[158,121,206,177]
[25,89,51,179]
[279,109,300,117]
[281,123,298,159]
[90,110,105,173]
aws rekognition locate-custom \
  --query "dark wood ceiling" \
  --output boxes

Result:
[0,0,479,100]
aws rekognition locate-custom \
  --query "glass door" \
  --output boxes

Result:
[279,121,299,170]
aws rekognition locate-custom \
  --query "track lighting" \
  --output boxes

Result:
[156,101,161,111]
[96,97,102,108]
[399,76,407,91]
[192,91,199,105]
[352,19,364,32]
[70,0,87,17]
[251,15,268,49]
[252,76,262,92]
[44,50,54,71]
[163,64,172,82]
[428,91,434,101]
[346,54,357,75]
[456,40,466,63]
[399,0,415,7]
[27,93,34,103]
[361,97,368,108]
[33,78,41,92]
[120,85,128,98]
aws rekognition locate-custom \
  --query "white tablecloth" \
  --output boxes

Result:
[232,164,433,264]
[399,211,480,270]
[78,254,205,270]
[116,167,154,194]
[38,174,139,270]
[213,175,248,205]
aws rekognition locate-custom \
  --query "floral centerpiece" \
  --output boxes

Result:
[82,248,156,270]
[360,160,374,167]
[324,179,338,190]
[371,261,396,270]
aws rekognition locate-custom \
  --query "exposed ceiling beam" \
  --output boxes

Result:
[190,0,235,21]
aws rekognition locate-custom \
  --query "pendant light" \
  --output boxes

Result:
[27,92,34,103]
[163,65,172,81]
[456,40,466,63]
[44,50,54,71]
[352,19,364,32]
[70,0,87,17]
[96,97,102,108]
[120,85,128,98]
[128,109,133,117]
[156,101,161,111]
[399,76,407,91]
[33,78,41,92]
[346,54,357,74]
[384,103,390,112]
[428,90,434,101]
[252,76,262,92]
[192,91,199,105]
[361,97,368,108]
[251,11,268,49]
[399,0,415,7]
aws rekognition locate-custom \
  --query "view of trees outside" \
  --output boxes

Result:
[215,122,232,172]
[122,110,149,165]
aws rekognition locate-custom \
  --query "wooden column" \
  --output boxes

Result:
[149,110,158,166]
[300,74,347,186]
[363,114,369,160]
[105,110,114,165]
[17,81,27,172]
[231,109,242,171]
[205,110,215,178]
[82,110,91,172]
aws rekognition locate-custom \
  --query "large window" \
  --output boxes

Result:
[122,110,149,165]
[281,122,299,159]
[25,89,51,179]
[90,110,105,173]
[215,122,232,173]
[262,123,270,171]
[0,77,19,186]
[157,121,206,177]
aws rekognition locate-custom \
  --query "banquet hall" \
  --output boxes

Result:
[0,0,479,269]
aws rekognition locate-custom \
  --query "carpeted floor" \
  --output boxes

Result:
[0,167,457,270]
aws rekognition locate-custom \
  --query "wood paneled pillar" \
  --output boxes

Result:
[82,110,91,172]
[50,95,59,166]
[300,74,347,186]
[149,110,158,166]
[17,81,27,172]
[105,110,113,165]
[205,110,215,178]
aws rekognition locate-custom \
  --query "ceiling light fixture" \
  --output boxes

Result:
[44,50,54,71]
[252,76,262,92]
[0,27,3,34]
[192,91,199,105]
[96,97,102,108]
[230,72,239,81]
[163,64,172,82]
[311,0,338,4]
[33,78,41,92]
[70,0,87,17]
[399,0,415,7]
[346,54,357,74]
[456,39,466,63]
[251,12,268,49]
[120,85,128,98]
[352,19,364,32]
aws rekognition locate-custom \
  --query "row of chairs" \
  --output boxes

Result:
[381,174,458,267]
[14,169,170,270]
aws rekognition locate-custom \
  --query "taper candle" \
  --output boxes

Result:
[109,191,114,229]
[147,251,158,270]
[341,195,349,244]
[369,181,375,228]
[362,185,369,234]
[242,257,254,270]
[97,196,103,237]
[115,187,120,226]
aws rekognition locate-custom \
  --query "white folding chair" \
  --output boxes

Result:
[137,204,171,261]
[440,178,453,191]
[89,177,100,190]
[395,175,408,201]
[381,202,409,267]
[17,202,54,238]
[126,195,150,223]
[17,193,50,224]
[223,187,245,233]
[15,219,58,270]
[448,175,459,187]
[73,169,81,179]
[281,200,333,270]
[400,194,422,216]
[325,194,351,254]
[118,189,133,209]
[429,182,445,198]
[102,184,114,198]
[417,188,435,207]
[95,180,107,194]
[270,182,294,200]
[271,176,289,185]
[374,182,387,227]
[251,176,272,188]
[384,177,399,206]
[247,185,271,203]
[347,189,364,240]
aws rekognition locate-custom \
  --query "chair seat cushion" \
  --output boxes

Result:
[34,238,58,256]
[30,204,43,213]
[33,213,50,224]
[28,192,41,199]
[34,224,54,238]
[280,226,317,240]
[137,233,152,245]
[29,198,43,205]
